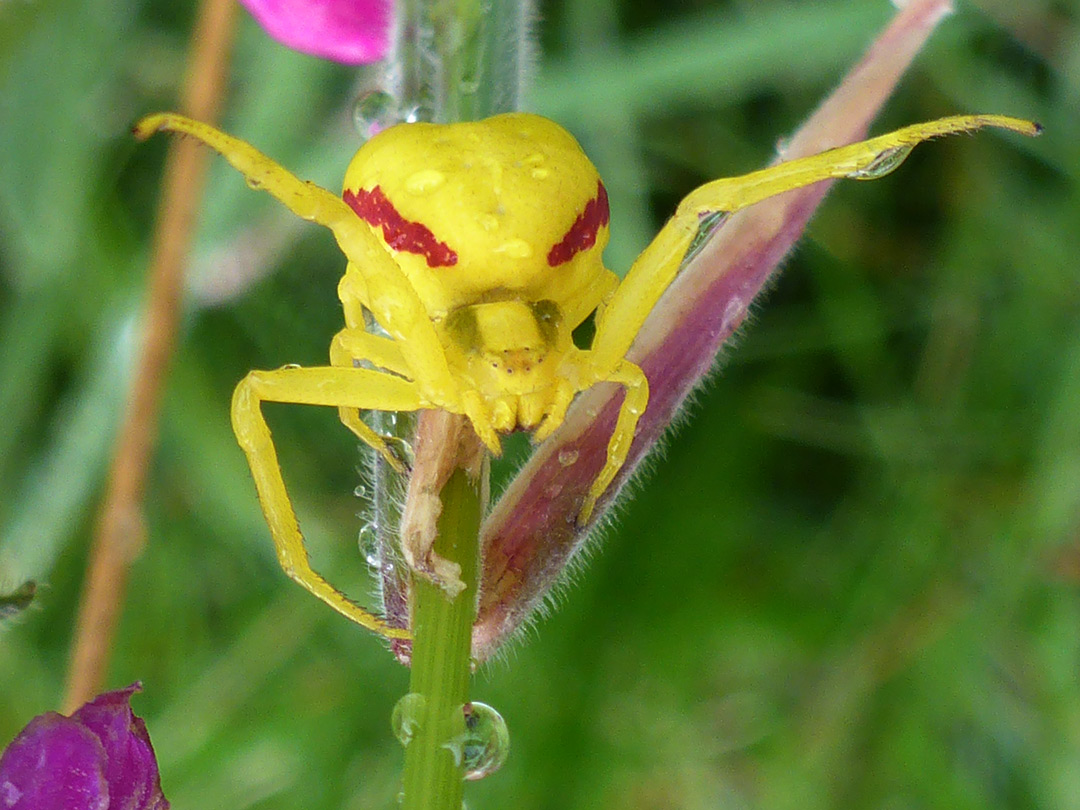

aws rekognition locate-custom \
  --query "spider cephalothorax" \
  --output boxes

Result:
[134,110,1039,639]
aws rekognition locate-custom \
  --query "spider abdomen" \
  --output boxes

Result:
[342,113,612,320]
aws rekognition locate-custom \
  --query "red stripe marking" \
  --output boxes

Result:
[344,186,458,267]
[547,181,609,267]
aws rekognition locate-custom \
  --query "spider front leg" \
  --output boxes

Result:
[231,364,431,638]
[575,114,1038,524]
[578,360,650,524]
[135,112,463,410]
[329,327,415,474]
[549,353,649,525]
[335,266,503,456]
[589,114,1041,371]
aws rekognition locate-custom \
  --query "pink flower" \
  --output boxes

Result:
[238,0,392,64]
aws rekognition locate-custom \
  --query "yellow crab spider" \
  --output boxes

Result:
[135,110,1038,639]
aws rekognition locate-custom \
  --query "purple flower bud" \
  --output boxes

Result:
[238,0,392,64]
[469,0,960,660]
[0,684,168,810]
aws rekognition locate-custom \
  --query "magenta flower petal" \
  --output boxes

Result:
[238,0,392,64]
[0,717,108,810]
[71,688,168,810]
[0,685,169,810]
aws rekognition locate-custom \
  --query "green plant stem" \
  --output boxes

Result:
[396,0,529,124]
[401,468,483,810]
[388,0,526,805]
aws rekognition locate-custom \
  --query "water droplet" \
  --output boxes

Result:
[722,297,747,330]
[0,580,35,619]
[358,523,379,566]
[405,169,446,195]
[354,484,368,498]
[493,239,532,259]
[558,448,579,466]
[403,103,435,124]
[442,702,509,781]
[384,436,415,468]
[847,144,914,180]
[543,481,564,499]
[391,693,427,748]
[353,90,397,139]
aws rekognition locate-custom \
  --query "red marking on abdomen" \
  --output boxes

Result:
[344,186,458,267]
[547,181,609,267]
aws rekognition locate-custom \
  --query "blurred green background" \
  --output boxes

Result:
[1,0,1078,808]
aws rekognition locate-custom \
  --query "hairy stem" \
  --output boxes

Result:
[401,460,484,810]
[387,0,528,804]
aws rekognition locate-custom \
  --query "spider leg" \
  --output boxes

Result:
[135,113,460,406]
[459,391,502,456]
[329,327,414,473]
[589,114,1039,372]
[232,364,434,638]
[336,270,501,455]
[577,359,649,525]
[331,326,411,376]
[562,267,621,331]
[533,378,577,443]
[335,264,468,413]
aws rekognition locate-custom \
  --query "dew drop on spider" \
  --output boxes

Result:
[847,144,914,179]
[405,168,446,196]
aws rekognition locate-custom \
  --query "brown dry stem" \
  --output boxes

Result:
[63,0,237,713]
[401,410,489,599]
